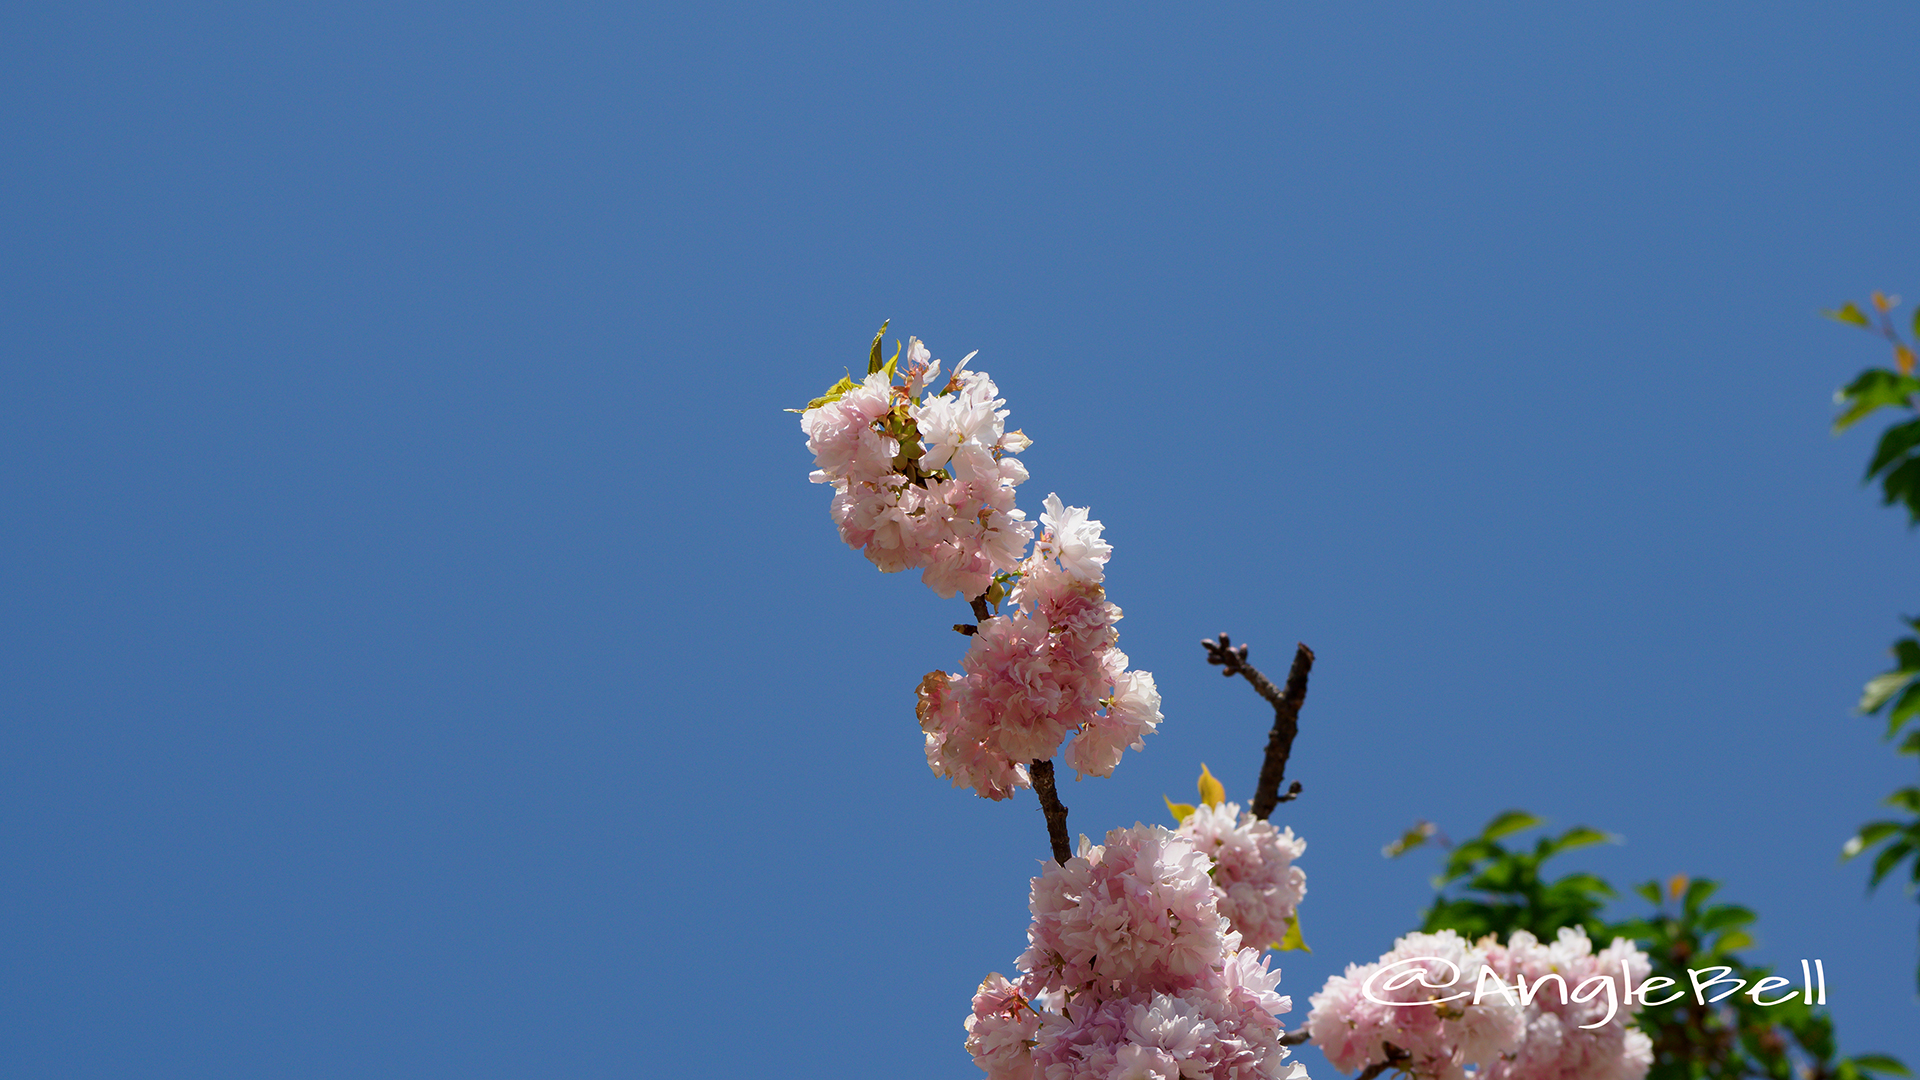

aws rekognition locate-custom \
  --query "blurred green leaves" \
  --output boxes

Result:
[1401,811,1904,1080]
[1830,295,1920,989]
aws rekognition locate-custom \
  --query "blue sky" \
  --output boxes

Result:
[5,3,1920,1077]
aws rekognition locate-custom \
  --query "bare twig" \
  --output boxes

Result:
[1279,1029,1312,1047]
[1202,633,1314,820]
[1030,759,1073,864]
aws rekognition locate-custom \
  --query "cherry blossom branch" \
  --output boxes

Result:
[1030,758,1073,864]
[970,595,993,623]
[1201,633,1314,820]
[956,590,1073,863]
[955,594,994,636]
[1279,1030,1312,1047]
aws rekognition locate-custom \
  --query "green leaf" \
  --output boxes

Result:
[867,320,890,375]
[1850,1055,1912,1079]
[1884,787,1920,813]
[1632,881,1663,906]
[1868,839,1914,888]
[1834,370,1920,433]
[1481,810,1544,841]
[1868,419,1920,479]
[799,373,858,412]
[1165,797,1196,825]
[1897,729,1920,756]
[1541,826,1614,857]
[1275,913,1310,952]
[1545,872,1616,901]
[1891,681,1920,736]
[1682,877,1720,915]
[1696,904,1757,931]
[1714,929,1755,954]
[1877,456,1920,521]
[1826,302,1873,328]
[1441,838,1501,882]
[1197,764,1225,809]
[1860,670,1918,715]
[1841,821,1900,861]
[1895,637,1920,671]
[1384,821,1438,859]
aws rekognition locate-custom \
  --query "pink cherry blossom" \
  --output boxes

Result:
[967,825,1303,1080]
[1177,802,1307,952]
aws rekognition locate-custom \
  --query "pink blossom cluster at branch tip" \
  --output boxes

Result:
[801,346,1033,600]
[1478,930,1653,1080]
[1176,803,1307,952]
[967,824,1308,1080]
[1305,928,1651,1080]
[918,499,1161,797]
[801,336,1160,795]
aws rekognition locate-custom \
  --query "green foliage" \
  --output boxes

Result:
[1830,294,1920,988]
[1403,811,1616,943]
[1403,812,1905,1080]
[1614,879,1905,1080]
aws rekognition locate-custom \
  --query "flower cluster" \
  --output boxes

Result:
[802,331,1160,796]
[1478,930,1653,1080]
[1177,802,1308,952]
[917,495,1161,798]
[1305,928,1651,1080]
[966,824,1306,1080]
[801,339,1033,601]
[1307,930,1524,1080]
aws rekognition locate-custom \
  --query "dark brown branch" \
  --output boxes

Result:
[1202,633,1314,820]
[1030,758,1073,864]
[961,590,1070,863]
[1279,1029,1312,1047]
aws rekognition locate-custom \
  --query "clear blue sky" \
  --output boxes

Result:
[4,4,1918,1077]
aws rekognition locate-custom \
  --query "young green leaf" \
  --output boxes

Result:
[1849,1054,1912,1079]
[1480,810,1544,840]
[1713,929,1755,954]
[1164,796,1196,825]
[1825,302,1872,328]
[1859,670,1918,715]
[1541,826,1613,857]
[867,320,890,375]
[1275,913,1310,953]
[1196,763,1225,809]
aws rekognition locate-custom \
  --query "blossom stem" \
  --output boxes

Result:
[1030,758,1073,864]
[1202,634,1315,820]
